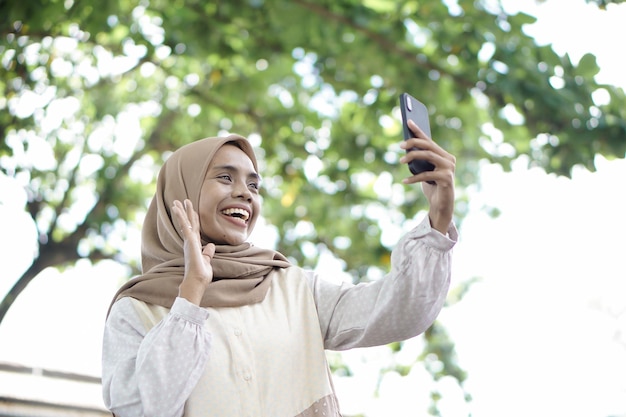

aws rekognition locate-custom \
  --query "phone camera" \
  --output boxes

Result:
[405,95,412,112]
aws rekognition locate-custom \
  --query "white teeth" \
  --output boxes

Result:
[221,208,250,221]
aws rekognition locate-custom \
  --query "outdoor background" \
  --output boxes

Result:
[1,0,625,416]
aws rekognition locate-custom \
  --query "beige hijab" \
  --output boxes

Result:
[109,134,290,314]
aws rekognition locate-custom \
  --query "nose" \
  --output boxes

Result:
[233,180,252,201]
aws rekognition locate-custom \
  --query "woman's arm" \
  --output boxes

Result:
[311,216,457,350]
[102,297,211,417]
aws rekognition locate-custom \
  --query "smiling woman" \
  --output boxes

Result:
[101,132,458,417]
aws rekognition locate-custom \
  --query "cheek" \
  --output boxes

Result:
[199,208,217,233]
[198,186,218,221]
[252,199,262,220]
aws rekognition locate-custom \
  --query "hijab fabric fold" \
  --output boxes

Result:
[109,135,290,314]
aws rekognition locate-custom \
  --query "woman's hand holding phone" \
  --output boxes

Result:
[400,117,456,234]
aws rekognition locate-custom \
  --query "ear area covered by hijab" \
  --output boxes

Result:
[108,135,290,316]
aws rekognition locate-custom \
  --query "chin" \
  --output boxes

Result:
[222,234,248,246]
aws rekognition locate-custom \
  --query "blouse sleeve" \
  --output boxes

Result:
[101,297,211,417]
[310,216,458,350]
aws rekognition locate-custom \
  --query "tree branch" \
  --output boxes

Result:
[291,0,475,90]
[0,109,177,328]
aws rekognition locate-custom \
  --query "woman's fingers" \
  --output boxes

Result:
[401,146,455,170]
[183,199,200,231]
[407,119,429,139]
[172,199,200,236]
[203,243,216,258]
[399,139,455,189]
[402,119,454,162]
[171,201,185,234]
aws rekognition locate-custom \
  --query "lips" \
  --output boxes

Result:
[221,207,251,222]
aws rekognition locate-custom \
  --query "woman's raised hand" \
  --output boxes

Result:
[171,199,216,305]
[399,119,456,234]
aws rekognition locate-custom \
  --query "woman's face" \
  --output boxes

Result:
[198,144,261,245]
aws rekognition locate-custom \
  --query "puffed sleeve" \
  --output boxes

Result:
[310,216,457,350]
[102,297,211,417]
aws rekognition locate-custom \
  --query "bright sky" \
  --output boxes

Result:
[1,0,625,415]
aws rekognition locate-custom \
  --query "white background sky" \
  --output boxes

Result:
[1,0,625,416]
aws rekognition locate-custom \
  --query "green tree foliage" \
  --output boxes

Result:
[1,0,625,413]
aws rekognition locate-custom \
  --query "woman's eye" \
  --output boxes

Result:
[218,175,232,181]
[249,182,260,190]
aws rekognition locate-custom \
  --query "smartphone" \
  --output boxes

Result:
[399,92,435,176]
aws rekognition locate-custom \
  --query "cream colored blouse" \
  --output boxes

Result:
[102,217,457,417]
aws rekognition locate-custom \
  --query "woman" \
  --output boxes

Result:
[102,119,457,417]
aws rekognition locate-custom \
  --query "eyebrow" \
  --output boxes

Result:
[211,164,261,181]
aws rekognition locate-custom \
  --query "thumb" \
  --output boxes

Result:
[202,243,216,258]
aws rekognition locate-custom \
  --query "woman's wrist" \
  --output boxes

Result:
[178,278,208,305]
[428,211,452,235]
